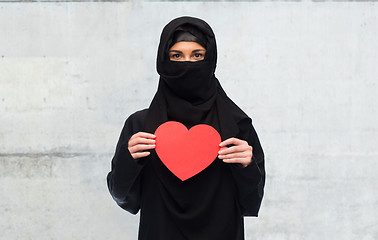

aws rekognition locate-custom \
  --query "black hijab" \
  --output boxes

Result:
[139,17,258,239]
[145,16,250,139]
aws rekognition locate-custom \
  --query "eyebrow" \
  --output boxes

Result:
[168,49,206,53]
[168,50,183,53]
[192,49,206,52]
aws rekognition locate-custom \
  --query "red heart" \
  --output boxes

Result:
[154,121,221,181]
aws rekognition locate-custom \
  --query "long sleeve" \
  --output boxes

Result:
[230,119,265,217]
[107,110,148,214]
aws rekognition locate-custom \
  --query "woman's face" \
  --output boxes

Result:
[168,41,206,62]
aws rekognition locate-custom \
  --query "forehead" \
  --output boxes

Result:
[169,41,206,51]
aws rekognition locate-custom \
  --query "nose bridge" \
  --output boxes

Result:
[185,54,191,61]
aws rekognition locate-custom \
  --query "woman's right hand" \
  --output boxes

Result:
[128,132,156,160]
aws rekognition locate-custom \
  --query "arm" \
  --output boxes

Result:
[226,119,265,216]
[106,110,149,214]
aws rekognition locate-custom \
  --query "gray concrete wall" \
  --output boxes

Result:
[1,2,377,239]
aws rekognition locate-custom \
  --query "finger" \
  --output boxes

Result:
[133,132,156,139]
[131,151,151,159]
[222,158,246,163]
[129,132,156,143]
[222,158,250,167]
[219,138,246,147]
[129,135,156,147]
[129,138,156,148]
[129,132,156,144]
[219,147,228,152]
[218,151,249,159]
[218,145,251,155]
[129,144,156,154]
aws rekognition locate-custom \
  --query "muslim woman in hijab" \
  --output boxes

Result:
[107,16,265,240]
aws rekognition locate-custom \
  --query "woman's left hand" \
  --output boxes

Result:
[218,138,253,168]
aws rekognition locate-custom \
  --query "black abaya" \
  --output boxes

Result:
[107,16,265,240]
[107,109,264,240]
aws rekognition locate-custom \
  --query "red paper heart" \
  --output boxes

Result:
[154,121,221,181]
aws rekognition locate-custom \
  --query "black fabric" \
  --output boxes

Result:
[147,16,249,135]
[171,30,206,49]
[153,16,217,107]
[107,110,265,240]
[107,16,265,240]
[165,21,211,62]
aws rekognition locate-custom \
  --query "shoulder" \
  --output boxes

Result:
[123,109,149,134]
[235,117,253,139]
[127,109,148,122]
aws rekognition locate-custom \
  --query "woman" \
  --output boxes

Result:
[107,16,265,240]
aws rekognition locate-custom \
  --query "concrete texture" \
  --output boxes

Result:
[1,2,377,239]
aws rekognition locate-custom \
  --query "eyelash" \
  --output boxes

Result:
[169,52,204,60]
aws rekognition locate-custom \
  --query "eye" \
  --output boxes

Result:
[169,53,182,60]
[191,52,205,61]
